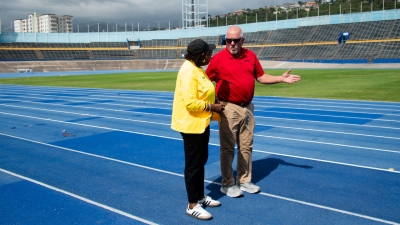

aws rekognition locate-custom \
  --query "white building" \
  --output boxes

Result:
[57,15,73,33]
[14,19,27,33]
[14,12,73,33]
[28,12,41,33]
[39,14,58,33]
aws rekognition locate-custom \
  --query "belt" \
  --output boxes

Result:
[220,100,250,107]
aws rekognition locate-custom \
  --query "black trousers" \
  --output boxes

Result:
[181,126,210,203]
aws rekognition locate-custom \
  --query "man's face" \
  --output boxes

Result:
[225,29,244,57]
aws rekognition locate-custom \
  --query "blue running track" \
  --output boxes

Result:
[0,80,399,224]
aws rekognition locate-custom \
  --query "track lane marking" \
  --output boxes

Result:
[0,132,398,225]
[0,112,400,173]
[1,110,399,155]
[0,168,158,225]
[2,103,400,140]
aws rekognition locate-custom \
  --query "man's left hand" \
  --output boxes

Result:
[281,69,301,84]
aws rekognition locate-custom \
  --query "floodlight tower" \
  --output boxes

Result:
[182,0,208,29]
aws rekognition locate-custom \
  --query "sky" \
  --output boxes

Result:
[0,0,286,31]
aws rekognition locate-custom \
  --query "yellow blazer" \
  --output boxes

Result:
[171,60,217,134]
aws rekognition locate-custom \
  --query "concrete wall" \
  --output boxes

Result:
[0,59,185,73]
[1,10,399,43]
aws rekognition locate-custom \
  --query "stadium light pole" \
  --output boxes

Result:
[383,0,385,19]
[371,0,373,21]
[275,8,277,30]
[361,2,363,22]
[256,13,258,31]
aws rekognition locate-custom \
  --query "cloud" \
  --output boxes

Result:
[1,0,284,31]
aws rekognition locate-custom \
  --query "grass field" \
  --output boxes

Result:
[0,69,399,102]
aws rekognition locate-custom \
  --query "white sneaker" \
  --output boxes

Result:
[220,185,243,197]
[239,182,260,194]
[186,203,212,220]
[198,195,221,207]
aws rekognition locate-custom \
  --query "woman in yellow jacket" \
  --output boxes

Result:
[171,39,224,220]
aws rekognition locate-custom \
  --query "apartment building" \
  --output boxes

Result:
[14,12,73,33]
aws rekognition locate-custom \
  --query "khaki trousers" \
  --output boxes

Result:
[219,102,255,187]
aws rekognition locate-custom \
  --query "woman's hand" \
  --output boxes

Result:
[210,102,225,113]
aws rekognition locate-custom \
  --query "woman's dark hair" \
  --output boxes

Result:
[184,52,207,67]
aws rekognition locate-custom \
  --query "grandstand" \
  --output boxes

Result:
[0,13,400,72]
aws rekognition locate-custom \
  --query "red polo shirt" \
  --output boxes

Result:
[206,48,265,104]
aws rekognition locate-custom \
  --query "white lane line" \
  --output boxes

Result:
[253,101,400,114]
[253,149,400,174]
[0,101,170,118]
[2,91,400,120]
[252,97,400,109]
[0,91,173,107]
[0,85,173,98]
[2,87,400,113]
[0,94,169,109]
[254,108,400,123]
[0,133,398,225]
[1,109,399,155]
[0,93,400,129]
[2,103,400,140]
[256,123,400,140]
[0,111,180,140]
[0,87,400,118]
[2,96,400,133]
[0,112,397,173]
[2,88,400,116]
[255,134,400,154]
[258,192,399,225]
[0,104,170,124]
[0,168,158,225]
[255,115,400,130]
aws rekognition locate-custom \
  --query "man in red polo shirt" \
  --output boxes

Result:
[206,25,301,197]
